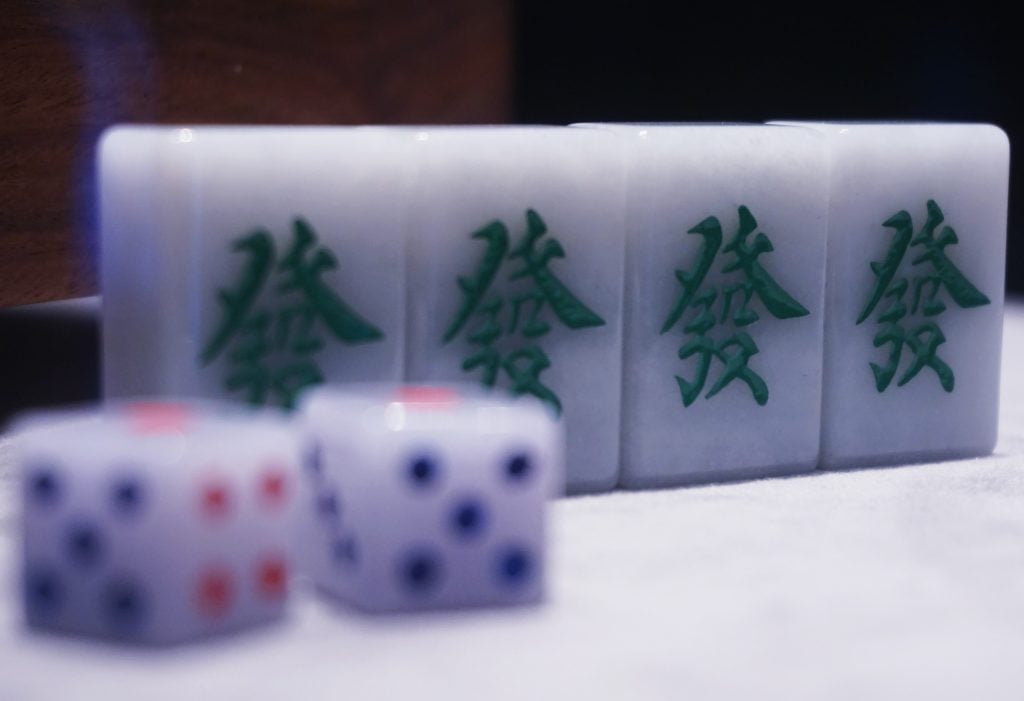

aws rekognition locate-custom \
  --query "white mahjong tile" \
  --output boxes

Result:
[100,126,410,409]
[772,122,1008,468]
[403,127,626,493]
[579,123,828,487]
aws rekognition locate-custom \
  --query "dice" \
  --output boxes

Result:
[15,401,301,644]
[299,384,562,612]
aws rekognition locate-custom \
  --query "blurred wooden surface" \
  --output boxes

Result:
[0,0,513,308]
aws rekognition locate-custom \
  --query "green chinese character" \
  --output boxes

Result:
[662,206,808,407]
[200,217,383,408]
[856,199,989,393]
[443,209,605,414]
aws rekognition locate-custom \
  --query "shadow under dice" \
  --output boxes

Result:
[299,384,562,612]
[17,401,301,644]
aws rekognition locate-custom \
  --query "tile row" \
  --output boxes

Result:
[99,122,1009,492]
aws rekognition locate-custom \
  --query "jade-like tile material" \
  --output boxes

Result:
[100,126,410,408]
[403,127,626,493]
[774,122,1009,468]
[579,124,829,487]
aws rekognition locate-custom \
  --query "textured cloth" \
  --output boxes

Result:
[1,302,1023,700]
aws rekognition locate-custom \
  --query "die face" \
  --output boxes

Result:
[775,123,1008,468]
[19,411,188,641]
[100,127,409,410]
[584,124,828,487]
[161,421,299,640]
[17,402,301,644]
[300,385,559,612]
[403,127,626,493]
[351,423,552,612]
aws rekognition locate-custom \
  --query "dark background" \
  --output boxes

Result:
[514,1,1020,292]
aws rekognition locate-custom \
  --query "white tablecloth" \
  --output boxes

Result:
[2,301,1023,701]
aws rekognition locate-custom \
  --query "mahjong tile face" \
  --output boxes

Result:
[581,123,828,487]
[403,127,626,493]
[774,122,1008,468]
[100,127,410,409]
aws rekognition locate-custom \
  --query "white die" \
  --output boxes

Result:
[299,384,562,612]
[15,401,301,644]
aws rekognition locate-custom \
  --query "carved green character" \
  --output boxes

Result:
[662,206,809,407]
[857,199,989,393]
[201,217,383,408]
[443,208,605,414]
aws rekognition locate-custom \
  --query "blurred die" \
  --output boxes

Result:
[15,400,301,644]
[299,384,563,612]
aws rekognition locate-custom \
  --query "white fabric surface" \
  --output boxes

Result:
[1,301,1023,700]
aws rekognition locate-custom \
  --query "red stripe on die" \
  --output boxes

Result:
[255,555,288,600]
[126,402,192,434]
[395,385,459,408]
[196,567,234,618]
